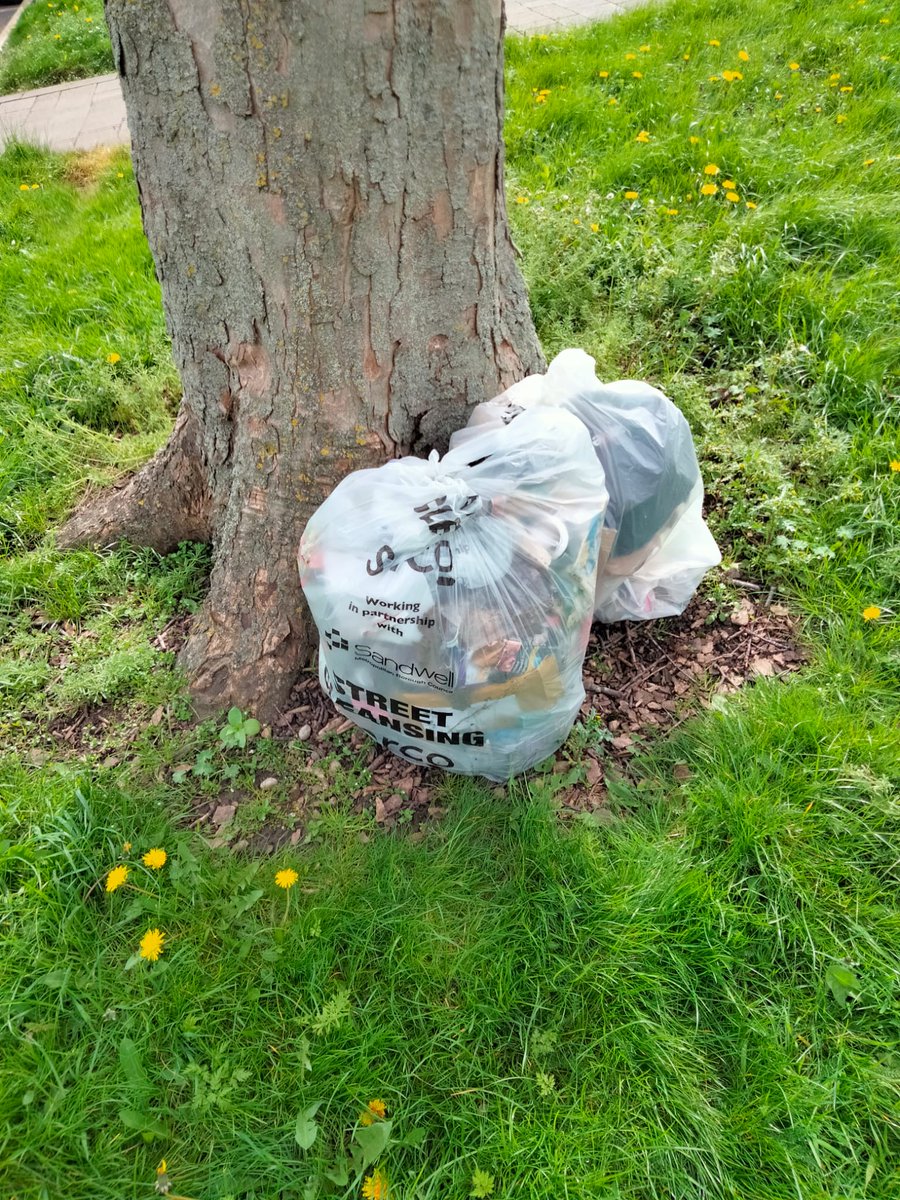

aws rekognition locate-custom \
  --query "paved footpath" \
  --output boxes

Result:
[0,0,647,153]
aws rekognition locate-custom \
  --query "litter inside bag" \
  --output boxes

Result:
[450,349,721,621]
[299,408,608,781]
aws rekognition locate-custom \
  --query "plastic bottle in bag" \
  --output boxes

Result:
[449,349,721,621]
[299,408,608,781]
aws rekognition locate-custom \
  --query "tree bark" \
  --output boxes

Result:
[68,0,543,719]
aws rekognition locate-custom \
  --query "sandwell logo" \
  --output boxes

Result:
[324,628,349,651]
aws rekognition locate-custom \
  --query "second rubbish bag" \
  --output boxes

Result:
[298,408,608,781]
[450,349,721,622]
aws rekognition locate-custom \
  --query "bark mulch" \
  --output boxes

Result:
[192,593,805,853]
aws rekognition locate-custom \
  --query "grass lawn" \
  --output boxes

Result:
[0,0,112,95]
[1,0,899,1197]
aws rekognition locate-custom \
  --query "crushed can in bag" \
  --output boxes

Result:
[298,408,608,781]
[450,348,721,621]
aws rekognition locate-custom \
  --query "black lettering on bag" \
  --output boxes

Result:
[366,544,395,576]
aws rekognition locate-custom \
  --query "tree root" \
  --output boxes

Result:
[57,406,212,553]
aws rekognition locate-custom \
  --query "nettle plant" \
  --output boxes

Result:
[172,708,262,785]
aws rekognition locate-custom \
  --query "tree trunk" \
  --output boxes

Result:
[63,0,543,719]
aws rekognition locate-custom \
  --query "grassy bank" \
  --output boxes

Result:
[0,0,898,1196]
[0,0,112,94]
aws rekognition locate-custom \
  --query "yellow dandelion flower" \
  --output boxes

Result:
[721,179,736,188]
[775,91,784,99]
[666,207,679,215]
[889,460,900,472]
[745,200,758,209]
[106,865,128,892]
[360,1097,388,1123]
[703,163,720,175]
[700,183,718,195]
[722,69,743,81]
[683,53,690,61]
[863,158,875,166]
[829,72,841,81]
[275,868,298,889]
[590,222,599,232]
[54,33,60,39]
[142,848,167,869]
[625,52,637,60]
[106,352,121,364]
[598,70,609,78]
[608,97,618,105]
[708,74,721,81]
[862,606,882,621]
[155,1159,171,1195]
[139,929,165,961]
[689,135,700,144]
[840,85,853,92]
[515,195,529,204]
[708,39,720,47]
[815,105,822,111]
[738,50,750,62]
[362,1170,389,1200]
[880,16,891,22]
[624,190,639,199]
[632,71,643,78]
[789,61,800,71]
[725,191,740,202]
[836,113,847,123]
[639,44,651,52]
[573,218,581,225]
[123,842,132,852]
[636,130,651,142]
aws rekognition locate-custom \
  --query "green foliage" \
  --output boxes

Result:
[218,707,262,750]
[0,0,899,1197]
[0,0,113,94]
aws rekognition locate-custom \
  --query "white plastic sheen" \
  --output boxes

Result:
[299,409,608,781]
[449,349,721,621]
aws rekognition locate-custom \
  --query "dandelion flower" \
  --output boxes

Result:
[139,929,165,961]
[836,114,847,123]
[862,606,882,621]
[722,69,743,81]
[19,183,30,191]
[775,91,783,99]
[708,39,720,47]
[123,842,132,852]
[515,195,529,204]
[725,191,740,202]
[590,222,599,232]
[738,50,750,62]
[689,135,700,144]
[880,15,891,21]
[275,868,298,889]
[625,52,637,60]
[700,183,718,195]
[360,1098,388,1124]
[142,848,167,869]
[639,44,651,52]
[721,179,736,189]
[635,130,651,142]
[789,61,800,71]
[703,163,720,175]
[362,1170,389,1200]
[889,460,900,472]
[745,201,758,209]
[598,70,609,78]
[840,85,853,92]
[106,865,129,892]
[155,1159,171,1195]
[708,74,721,82]
[666,208,679,215]
[632,71,643,78]
[623,190,639,199]
[683,53,690,61]
[106,352,121,364]
[829,72,841,82]
[608,97,618,105]
[863,158,875,166]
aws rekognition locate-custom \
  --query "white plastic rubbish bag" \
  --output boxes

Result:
[298,408,608,781]
[450,349,721,622]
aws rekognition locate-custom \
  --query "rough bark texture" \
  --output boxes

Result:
[71,0,543,718]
